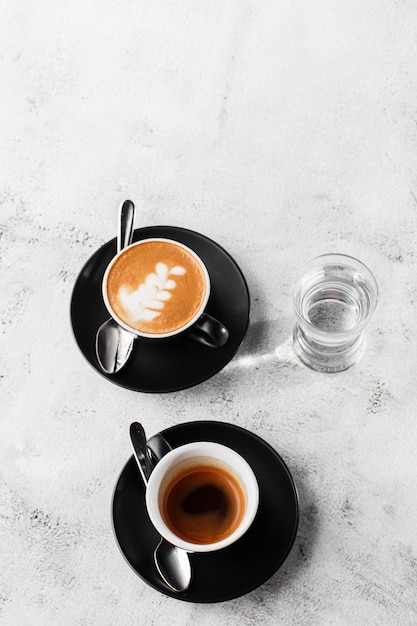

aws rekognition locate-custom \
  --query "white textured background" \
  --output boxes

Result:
[1,1,417,624]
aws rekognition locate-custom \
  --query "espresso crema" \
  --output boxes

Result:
[105,239,208,335]
[161,460,245,544]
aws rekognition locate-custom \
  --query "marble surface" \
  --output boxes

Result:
[1,1,417,624]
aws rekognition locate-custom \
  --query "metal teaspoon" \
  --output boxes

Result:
[96,200,136,374]
[129,422,192,592]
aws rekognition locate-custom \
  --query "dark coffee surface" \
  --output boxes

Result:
[182,484,227,515]
[162,464,245,544]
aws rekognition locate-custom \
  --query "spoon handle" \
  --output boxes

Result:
[130,422,153,486]
[117,200,135,254]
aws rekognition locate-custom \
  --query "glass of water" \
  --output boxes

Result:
[292,254,378,372]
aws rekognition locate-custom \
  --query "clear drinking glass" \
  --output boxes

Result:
[292,254,378,373]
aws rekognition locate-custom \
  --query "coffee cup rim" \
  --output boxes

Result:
[102,238,211,339]
[145,441,259,553]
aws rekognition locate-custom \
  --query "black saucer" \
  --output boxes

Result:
[112,421,299,603]
[70,227,250,392]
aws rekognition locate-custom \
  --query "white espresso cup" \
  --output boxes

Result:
[102,238,228,347]
[145,442,259,553]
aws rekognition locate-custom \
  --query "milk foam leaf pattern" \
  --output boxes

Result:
[119,262,186,323]
[170,266,186,276]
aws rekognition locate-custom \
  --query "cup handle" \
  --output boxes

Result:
[188,313,229,348]
[147,433,172,464]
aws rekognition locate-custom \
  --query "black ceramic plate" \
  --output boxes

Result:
[70,227,250,392]
[112,421,299,603]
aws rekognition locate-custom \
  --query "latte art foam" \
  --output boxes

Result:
[105,240,208,335]
[118,262,186,324]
